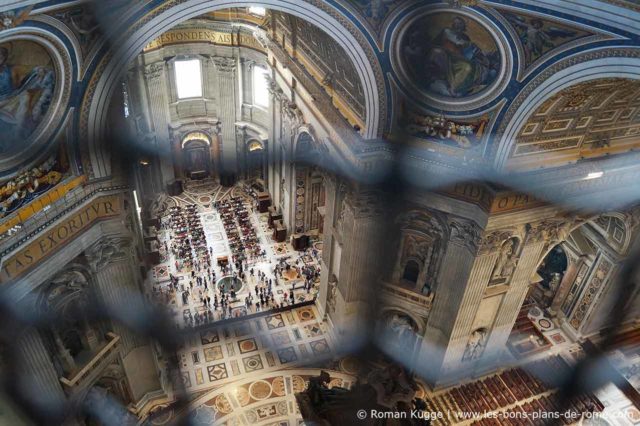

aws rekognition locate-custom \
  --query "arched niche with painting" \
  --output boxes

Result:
[181,131,212,179]
[245,139,265,181]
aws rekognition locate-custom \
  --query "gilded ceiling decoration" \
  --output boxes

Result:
[0,6,31,30]
[401,102,489,151]
[344,0,407,32]
[274,12,366,124]
[509,78,640,170]
[500,11,593,71]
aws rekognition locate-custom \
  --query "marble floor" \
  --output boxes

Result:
[170,304,335,396]
[150,366,359,426]
[144,180,335,424]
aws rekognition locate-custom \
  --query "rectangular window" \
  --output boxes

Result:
[253,66,269,108]
[175,59,203,99]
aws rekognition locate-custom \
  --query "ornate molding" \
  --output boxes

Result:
[282,101,305,128]
[0,7,31,31]
[492,48,640,165]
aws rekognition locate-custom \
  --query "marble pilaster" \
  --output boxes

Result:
[213,56,239,174]
[143,61,175,186]
[16,328,66,408]
[87,236,144,355]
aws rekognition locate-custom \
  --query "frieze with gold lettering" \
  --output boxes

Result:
[0,195,122,281]
[441,182,546,214]
[144,29,265,52]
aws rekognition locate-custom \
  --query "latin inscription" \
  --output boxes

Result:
[144,29,265,52]
[0,195,121,281]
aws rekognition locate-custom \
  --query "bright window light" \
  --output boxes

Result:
[175,59,203,99]
[586,171,604,180]
[253,66,270,108]
[248,6,266,16]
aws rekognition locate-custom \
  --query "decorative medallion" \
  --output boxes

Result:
[0,40,56,153]
[0,33,72,178]
[248,380,272,400]
[392,8,511,111]
[271,376,286,396]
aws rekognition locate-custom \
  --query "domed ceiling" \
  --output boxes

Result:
[0,0,639,181]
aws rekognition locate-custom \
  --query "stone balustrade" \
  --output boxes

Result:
[59,332,121,390]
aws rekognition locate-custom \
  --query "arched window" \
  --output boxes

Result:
[402,260,420,284]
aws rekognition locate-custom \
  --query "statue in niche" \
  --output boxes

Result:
[386,313,417,350]
[548,272,562,292]
[462,328,486,362]
[491,239,519,281]
[327,276,338,313]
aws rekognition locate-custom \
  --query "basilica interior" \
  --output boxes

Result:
[2,1,640,425]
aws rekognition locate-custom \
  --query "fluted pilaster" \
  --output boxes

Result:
[144,61,175,185]
[438,252,498,371]
[213,56,238,173]
[482,241,546,361]
[87,237,144,355]
[16,328,65,407]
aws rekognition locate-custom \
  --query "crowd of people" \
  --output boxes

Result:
[217,196,263,262]
[167,204,211,272]
[149,193,322,329]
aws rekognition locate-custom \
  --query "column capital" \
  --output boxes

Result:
[212,56,237,73]
[448,217,482,253]
[526,217,583,246]
[479,229,517,255]
[143,62,165,80]
[86,236,133,271]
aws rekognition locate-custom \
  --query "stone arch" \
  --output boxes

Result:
[84,0,384,178]
[590,212,631,255]
[294,129,321,164]
[493,51,640,170]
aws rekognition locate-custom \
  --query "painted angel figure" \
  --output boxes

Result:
[505,14,578,64]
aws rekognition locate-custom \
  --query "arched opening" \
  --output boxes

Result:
[402,260,420,285]
[181,132,212,180]
[88,1,383,180]
[246,139,265,182]
[509,213,629,359]
[530,244,568,309]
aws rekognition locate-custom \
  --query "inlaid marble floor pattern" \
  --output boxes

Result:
[171,304,334,396]
[151,368,356,426]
